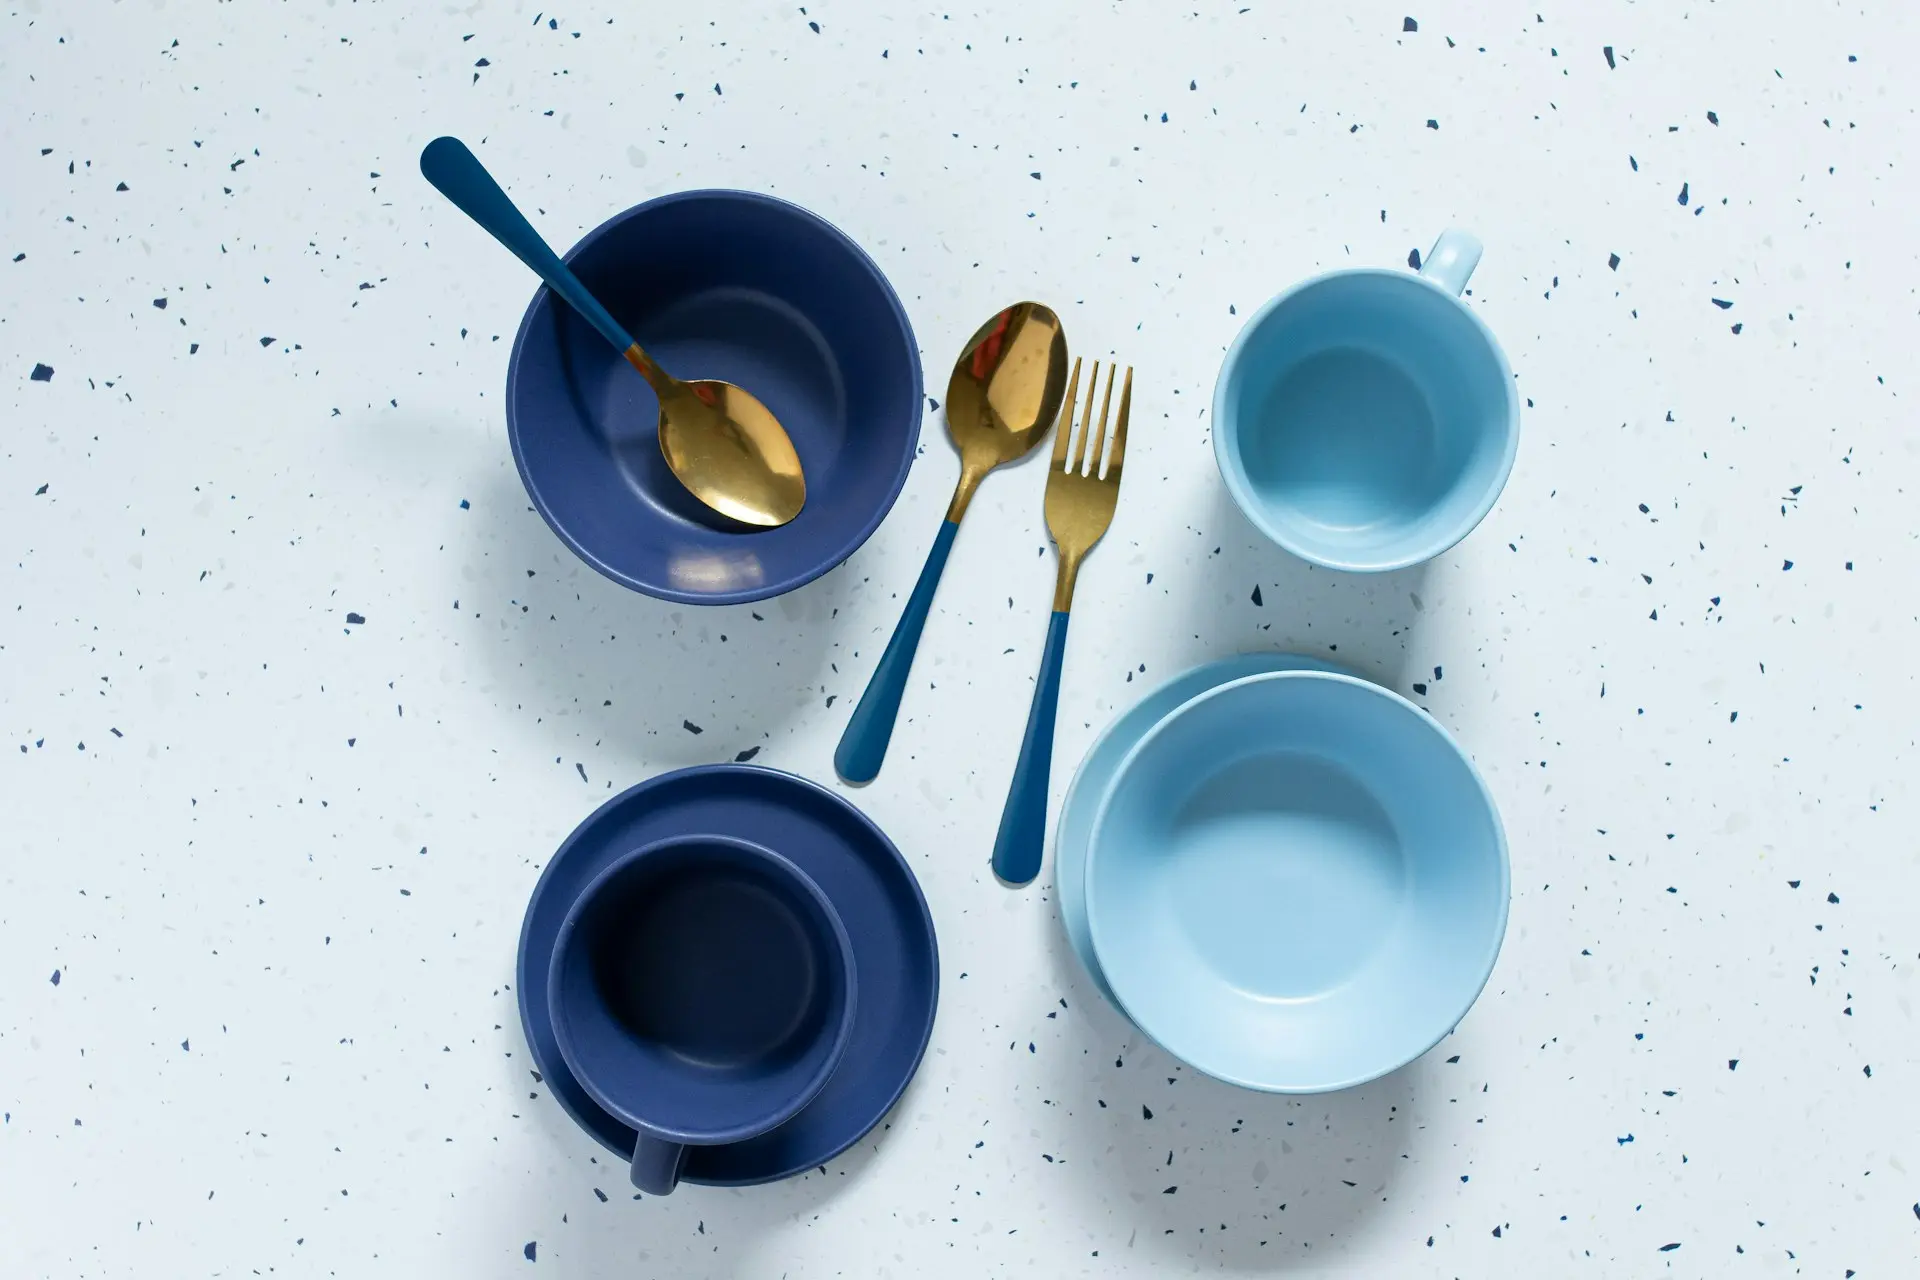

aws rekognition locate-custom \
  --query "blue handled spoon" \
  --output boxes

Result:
[420,136,805,528]
[834,304,1069,783]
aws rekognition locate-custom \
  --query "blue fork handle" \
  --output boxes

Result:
[419,136,636,355]
[835,520,960,783]
[992,610,1069,886]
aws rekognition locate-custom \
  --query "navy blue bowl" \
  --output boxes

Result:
[506,191,922,605]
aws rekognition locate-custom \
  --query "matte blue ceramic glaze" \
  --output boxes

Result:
[547,835,856,1195]
[506,191,922,604]
[1085,671,1508,1093]
[1213,231,1519,572]
[1054,652,1347,1007]
[517,765,938,1187]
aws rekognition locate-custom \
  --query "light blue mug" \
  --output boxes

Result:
[1212,231,1519,571]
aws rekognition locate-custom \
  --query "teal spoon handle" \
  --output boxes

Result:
[835,520,960,783]
[992,609,1068,885]
[419,136,636,354]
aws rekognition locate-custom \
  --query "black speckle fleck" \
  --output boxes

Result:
[259,336,276,347]
[734,746,761,762]
[1250,585,1263,607]
[683,720,704,735]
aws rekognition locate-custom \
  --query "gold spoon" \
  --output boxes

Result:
[420,137,804,528]
[835,302,1069,782]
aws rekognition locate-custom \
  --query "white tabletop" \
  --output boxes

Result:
[6,2,1917,1275]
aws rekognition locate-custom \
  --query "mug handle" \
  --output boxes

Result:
[630,1134,688,1195]
[1419,229,1483,297]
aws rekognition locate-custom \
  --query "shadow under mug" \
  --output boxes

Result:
[546,834,858,1194]
[1213,230,1520,572]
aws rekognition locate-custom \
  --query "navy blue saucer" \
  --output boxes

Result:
[517,765,938,1186]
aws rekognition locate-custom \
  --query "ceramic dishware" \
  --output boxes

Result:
[992,358,1133,886]
[519,766,938,1186]
[1086,670,1508,1092]
[420,137,805,527]
[502,188,920,604]
[547,834,857,1194]
[1055,651,1349,1006]
[835,303,1070,783]
[1213,230,1519,571]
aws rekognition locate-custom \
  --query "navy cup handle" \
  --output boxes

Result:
[991,610,1069,885]
[630,1134,688,1196]
[835,519,960,783]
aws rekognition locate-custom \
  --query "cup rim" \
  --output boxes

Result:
[1211,265,1522,573]
[505,188,924,606]
[1084,668,1511,1093]
[546,831,859,1144]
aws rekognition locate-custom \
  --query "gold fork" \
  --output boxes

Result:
[992,357,1132,886]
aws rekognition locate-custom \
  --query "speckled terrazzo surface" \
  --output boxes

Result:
[4,2,1918,1275]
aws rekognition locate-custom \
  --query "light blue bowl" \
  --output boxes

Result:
[1055,652,1348,1008]
[1213,231,1520,572]
[1085,670,1508,1093]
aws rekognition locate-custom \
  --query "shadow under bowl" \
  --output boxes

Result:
[1086,670,1508,1092]
[507,190,923,604]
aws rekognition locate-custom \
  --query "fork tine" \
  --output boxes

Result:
[1070,361,1100,474]
[1089,363,1116,476]
[1050,357,1081,467]
[1103,366,1133,478]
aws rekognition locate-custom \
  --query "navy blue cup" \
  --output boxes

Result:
[506,190,923,605]
[546,835,857,1194]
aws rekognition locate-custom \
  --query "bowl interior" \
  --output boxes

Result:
[1216,272,1514,569]
[1087,671,1507,1091]
[508,191,921,603]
